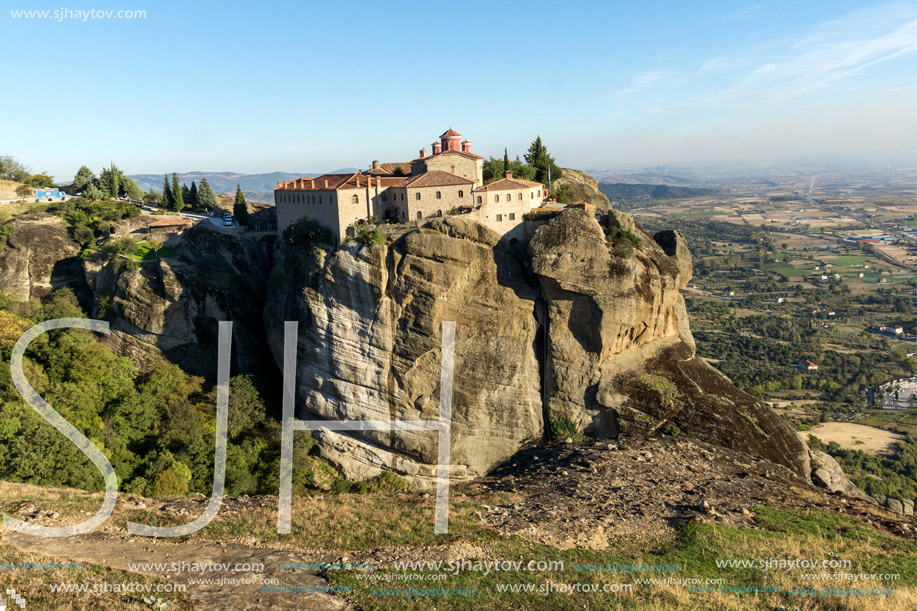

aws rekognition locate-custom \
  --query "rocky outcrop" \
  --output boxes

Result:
[0,214,82,301]
[807,449,874,502]
[267,210,812,486]
[265,218,544,486]
[554,168,612,211]
[528,209,810,479]
[84,223,275,377]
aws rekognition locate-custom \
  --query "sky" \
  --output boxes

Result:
[1,0,915,181]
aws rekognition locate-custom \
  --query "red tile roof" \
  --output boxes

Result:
[474,177,543,192]
[425,149,483,161]
[439,128,462,138]
[274,173,404,191]
[395,170,477,188]
[149,218,191,228]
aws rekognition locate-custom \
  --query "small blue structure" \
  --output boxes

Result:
[34,188,63,200]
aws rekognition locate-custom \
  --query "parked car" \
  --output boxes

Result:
[223,217,234,227]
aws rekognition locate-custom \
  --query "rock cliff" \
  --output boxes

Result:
[0,214,83,302]
[553,168,612,211]
[83,223,275,377]
[266,210,812,486]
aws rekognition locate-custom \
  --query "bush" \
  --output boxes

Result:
[354,471,414,493]
[283,217,332,249]
[605,226,641,258]
[355,224,387,246]
[549,414,585,442]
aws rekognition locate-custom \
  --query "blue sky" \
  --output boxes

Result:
[2,0,915,180]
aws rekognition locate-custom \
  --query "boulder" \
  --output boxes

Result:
[809,449,875,502]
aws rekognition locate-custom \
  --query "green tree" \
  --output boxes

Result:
[197,177,217,211]
[161,174,173,208]
[525,135,563,185]
[171,173,184,212]
[233,185,249,226]
[503,148,510,175]
[83,183,103,202]
[73,165,95,191]
[99,164,120,198]
[15,184,33,198]
[188,181,199,210]
[0,156,30,182]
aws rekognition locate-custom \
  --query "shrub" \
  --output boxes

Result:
[355,224,387,246]
[549,414,585,443]
[354,471,414,493]
[283,217,332,248]
[605,226,641,258]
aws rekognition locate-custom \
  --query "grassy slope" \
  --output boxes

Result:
[1,482,914,610]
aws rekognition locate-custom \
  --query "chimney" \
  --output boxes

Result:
[432,141,442,155]
[462,140,471,152]
[276,181,283,188]
[372,160,379,169]
[419,147,428,158]
[505,171,513,179]
[310,179,315,189]
[324,179,328,188]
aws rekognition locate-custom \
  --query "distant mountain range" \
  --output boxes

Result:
[127,169,360,204]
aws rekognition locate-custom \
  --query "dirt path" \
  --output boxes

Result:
[4,531,351,610]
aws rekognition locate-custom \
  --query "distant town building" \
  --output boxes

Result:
[798,360,818,371]
[274,129,545,241]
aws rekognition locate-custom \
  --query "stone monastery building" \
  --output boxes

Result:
[274,129,546,240]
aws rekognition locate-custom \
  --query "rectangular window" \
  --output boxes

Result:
[509,213,516,220]
[496,214,503,222]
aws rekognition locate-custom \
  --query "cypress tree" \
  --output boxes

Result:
[188,181,199,210]
[162,174,173,208]
[198,177,217,211]
[171,173,184,212]
[233,185,249,226]
[503,148,510,177]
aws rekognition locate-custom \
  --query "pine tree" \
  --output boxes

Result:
[525,136,563,185]
[233,185,249,226]
[198,177,217,211]
[73,166,95,191]
[171,173,184,212]
[162,174,173,208]
[503,148,510,177]
[188,181,199,210]
[180,183,191,207]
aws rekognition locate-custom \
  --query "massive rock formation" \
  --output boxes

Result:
[83,223,275,376]
[266,210,812,486]
[553,168,612,211]
[0,214,83,302]
[265,219,544,485]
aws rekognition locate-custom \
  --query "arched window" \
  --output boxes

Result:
[518,192,523,200]
[436,191,442,199]
[351,194,359,204]
[416,211,422,219]
[495,195,500,202]
[477,195,482,204]
[507,193,513,201]
[458,190,464,198]
[415,192,421,200]
[437,210,443,217]
[531,191,535,199]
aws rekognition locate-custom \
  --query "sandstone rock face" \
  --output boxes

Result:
[84,223,275,376]
[808,449,874,502]
[267,210,812,485]
[0,214,82,301]
[553,168,612,211]
[265,218,544,487]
